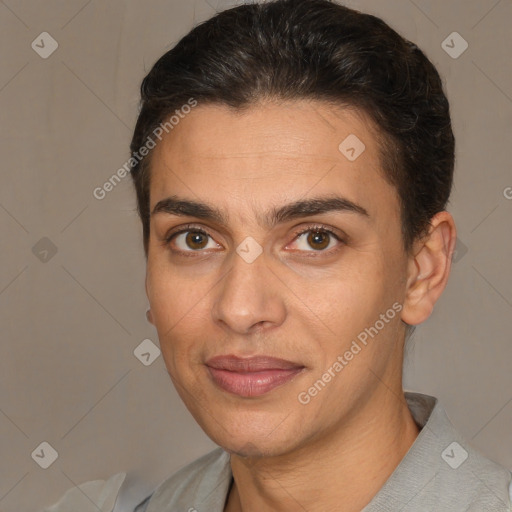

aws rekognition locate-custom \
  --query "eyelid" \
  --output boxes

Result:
[163,223,210,245]
[290,223,345,241]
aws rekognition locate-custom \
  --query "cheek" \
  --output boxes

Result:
[306,254,398,348]
[283,267,372,363]
[146,260,214,369]
[147,255,205,324]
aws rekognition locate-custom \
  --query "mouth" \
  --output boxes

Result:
[205,355,305,398]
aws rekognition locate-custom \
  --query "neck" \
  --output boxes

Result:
[224,386,420,512]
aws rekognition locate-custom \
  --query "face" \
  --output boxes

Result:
[145,100,412,457]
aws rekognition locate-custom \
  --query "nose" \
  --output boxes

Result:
[211,247,287,335]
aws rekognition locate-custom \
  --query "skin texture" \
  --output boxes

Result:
[144,100,457,512]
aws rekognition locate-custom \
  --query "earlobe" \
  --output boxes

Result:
[401,211,457,326]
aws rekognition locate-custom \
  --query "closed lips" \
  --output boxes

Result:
[205,355,304,372]
[205,355,306,397]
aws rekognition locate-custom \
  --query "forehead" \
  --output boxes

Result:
[148,100,398,226]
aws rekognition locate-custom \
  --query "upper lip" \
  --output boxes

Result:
[205,355,304,372]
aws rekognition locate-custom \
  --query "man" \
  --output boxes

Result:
[130,0,512,510]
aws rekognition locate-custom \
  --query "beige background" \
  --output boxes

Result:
[0,0,511,510]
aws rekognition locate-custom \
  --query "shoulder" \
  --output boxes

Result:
[457,443,512,510]
[133,447,232,512]
[418,393,512,510]
[430,398,512,509]
[368,392,512,511]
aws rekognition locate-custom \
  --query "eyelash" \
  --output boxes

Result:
[162,223,345,256]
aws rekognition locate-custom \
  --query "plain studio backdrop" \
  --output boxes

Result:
[0,1,510,511]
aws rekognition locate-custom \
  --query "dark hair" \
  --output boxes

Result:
[130,0,455,259]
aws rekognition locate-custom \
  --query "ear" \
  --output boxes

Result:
[401,211,457,326]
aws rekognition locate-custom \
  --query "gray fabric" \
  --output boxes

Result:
[135,392,512,511]
[133,495,151,512]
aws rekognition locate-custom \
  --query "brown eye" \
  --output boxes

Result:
[307,230,331,250]
[185,232,209,250]
[165,227,220,253]
[288,225,344,254]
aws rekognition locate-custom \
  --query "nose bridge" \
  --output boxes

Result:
[212,246,286,334]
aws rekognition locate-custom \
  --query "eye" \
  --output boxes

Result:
[288,225,344,253]
[162,223,345,256]
[164,225,221,253]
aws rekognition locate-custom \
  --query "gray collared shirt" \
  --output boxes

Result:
[134,392,512,511]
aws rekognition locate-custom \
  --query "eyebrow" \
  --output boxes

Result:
[151,195,370,228]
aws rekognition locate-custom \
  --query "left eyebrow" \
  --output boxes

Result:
[266,196,370,228]
[151,195,370,228]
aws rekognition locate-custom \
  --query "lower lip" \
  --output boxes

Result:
[206,367,304,397]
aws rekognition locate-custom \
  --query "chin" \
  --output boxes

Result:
[222,437,292,459]
[198,410,304,459]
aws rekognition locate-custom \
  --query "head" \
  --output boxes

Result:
[130,0,456,456]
